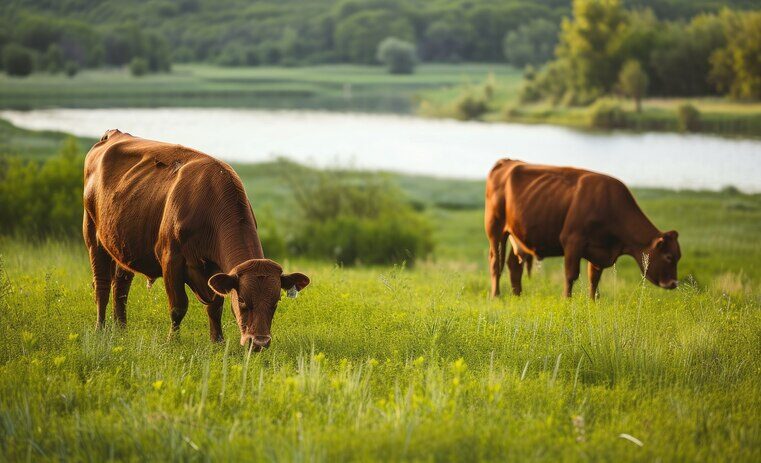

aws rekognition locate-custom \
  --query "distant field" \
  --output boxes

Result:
[0,63,517,113]
[418,78,761,138]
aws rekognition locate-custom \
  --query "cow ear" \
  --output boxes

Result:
[281,272,310,291]
[654,236,666,250]
[665,230,679,240]
[208,273,239,296]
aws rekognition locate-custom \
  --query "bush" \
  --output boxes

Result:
[0,137,84,238]
[64,61,79,77]
[677,103,701,132]
[3,44,35,77]
[376,37,417,75]
[129,57,148,77]
[453,91,488,120]
[287,170,433,266]
[587,99,628,129]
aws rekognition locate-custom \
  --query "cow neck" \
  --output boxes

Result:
[620,204,661,263]
[213,216,265,274]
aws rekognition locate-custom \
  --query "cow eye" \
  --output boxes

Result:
[664,254,673,263]
[238,299,247,309]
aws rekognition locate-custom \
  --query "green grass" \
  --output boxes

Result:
[0,63,518,113]
[418,77,761,138]
[1,165,760,460]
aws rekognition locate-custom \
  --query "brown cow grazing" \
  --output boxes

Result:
[485,159,681,298]
[83,129,310,349]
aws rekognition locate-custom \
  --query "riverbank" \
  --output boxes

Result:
[0,63,517,113]
[417,76,761,138]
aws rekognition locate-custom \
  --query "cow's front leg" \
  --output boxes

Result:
[162,251,188,336]
[205,297,224,343]
[588,262,603,299]
[506,250,523,296]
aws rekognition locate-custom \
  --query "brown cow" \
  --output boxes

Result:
[485,159,681,298]
[83,129,310,349]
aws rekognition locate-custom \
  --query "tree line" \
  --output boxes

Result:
[0,0,754,78]
[522,0,761,103]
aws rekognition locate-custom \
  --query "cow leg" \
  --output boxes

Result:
[488,235,503,298]
[588,262,603,299]
[84,213,113,329]
[524,254,534,278]
[506,249,523,296]
[205,297,225,343]
[563,247,582,298]
[162,251,189,335]
[112,265,134,327]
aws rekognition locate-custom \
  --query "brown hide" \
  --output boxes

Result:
[485,159,681,298]
[83,129,309,347]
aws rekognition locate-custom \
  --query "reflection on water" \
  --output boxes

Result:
[3,108,760,192]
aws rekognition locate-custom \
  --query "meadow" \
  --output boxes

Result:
[1,148,760,460]
[0,63,517,113]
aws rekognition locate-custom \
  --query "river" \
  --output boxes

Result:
[2,108,760,192]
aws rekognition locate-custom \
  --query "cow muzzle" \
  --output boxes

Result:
[659,279,678,289]
[241,334,271,350]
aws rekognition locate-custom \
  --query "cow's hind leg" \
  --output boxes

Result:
[506,249,523,296]
[524,254,534,278]
[112,265,134,327]
[487,233,505,298]
[84,213,113,329]
[588,262,603,299]
[562,242,583,298]
[162,249,189,336]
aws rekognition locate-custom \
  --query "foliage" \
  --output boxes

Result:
[64,60,79,77]
[376,37,417,74]
[129,57,148,77]
[453,91,489,121]
[2,44,35,77]
[587,98,628,129]
[618,60,648,112]
[709,10,761,100]
[287,170,433,266]
[503,19,558,68]
[334,10,414,64]
[676,103,701,132]
[0,138,84,238]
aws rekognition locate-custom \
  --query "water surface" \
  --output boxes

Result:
[3,108,760,192]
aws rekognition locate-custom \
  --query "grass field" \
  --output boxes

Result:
[1,147,760,460]
[417,75,761,138]
[0,63,517,113]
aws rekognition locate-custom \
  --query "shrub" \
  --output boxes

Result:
[376,37,417,75]
[677,103,701,132]
[0,137,84,238]
[287,170,433,266]
[3,44,35,77]
[453,91,488,120]
[587,99,628,129]
[129,57,148,77]
[64,61,79,77]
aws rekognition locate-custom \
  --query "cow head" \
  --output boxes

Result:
[642,230,681,289]
[208,259,310,350]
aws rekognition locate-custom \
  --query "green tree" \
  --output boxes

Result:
[376,37,417,74]
[709,10,761,100]
[129,57,148,77]
[43,43,65,73]
[503,18,558,67]
[3,44,35,77]
[556,0,629,102]
[618,60,648,112]
[334,10,414,64]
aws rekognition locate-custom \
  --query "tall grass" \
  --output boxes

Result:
[0,237,759,461]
